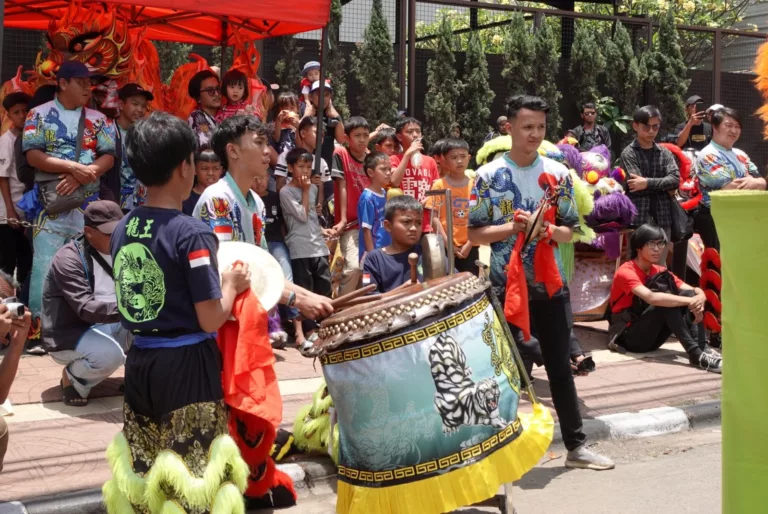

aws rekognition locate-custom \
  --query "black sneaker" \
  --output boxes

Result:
[25,343,47,355]
[691,352,722,374]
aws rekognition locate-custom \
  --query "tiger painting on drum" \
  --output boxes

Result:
[429,334,509,434]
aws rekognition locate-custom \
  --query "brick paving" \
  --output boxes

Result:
[0,326,721,502]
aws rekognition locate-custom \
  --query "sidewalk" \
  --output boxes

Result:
[0,323,721,502]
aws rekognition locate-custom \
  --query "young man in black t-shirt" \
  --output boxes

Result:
[674,96,712,152]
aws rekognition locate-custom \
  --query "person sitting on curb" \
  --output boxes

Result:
[608,224,722,373]
[42,201,130,406]
[0,270,32,471]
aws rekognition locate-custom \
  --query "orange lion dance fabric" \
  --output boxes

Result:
[218,290,297,507]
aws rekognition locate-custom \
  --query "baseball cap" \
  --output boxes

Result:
[707,103,725,113]
[303,61,321,76]
[84,200,124,235]
[118,83,154,101]
[685,95,704,106]
[310,80,333,93]
[55,60,102,80]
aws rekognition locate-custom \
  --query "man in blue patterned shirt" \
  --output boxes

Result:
[469,95,614,471]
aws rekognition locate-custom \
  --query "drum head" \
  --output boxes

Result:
[421,233,447,280]
[310,272,489,356]
[217,241,285,311]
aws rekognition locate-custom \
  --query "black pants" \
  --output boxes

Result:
[694,206,719,251]
[671,239,691,284]
[0,225,32,285]
[291,256,332,333]
[507,289,586,451]
[454,246,480,275]
[620,290,705,356]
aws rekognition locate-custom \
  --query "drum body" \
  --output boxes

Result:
[312,273,552,514]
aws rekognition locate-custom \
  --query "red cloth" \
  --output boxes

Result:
[218,290,296,501]
[610,261,685,313]
[503,208,563,341]
[218,290,282,426]
[333,146,370,226]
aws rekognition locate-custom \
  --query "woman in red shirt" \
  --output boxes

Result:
[608,224,722,373]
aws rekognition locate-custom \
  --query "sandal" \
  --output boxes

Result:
[61,379,88,407]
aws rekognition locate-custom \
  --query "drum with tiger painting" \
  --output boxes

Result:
[308,272,553,514]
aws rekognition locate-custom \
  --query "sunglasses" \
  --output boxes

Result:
[583,112,597,116]
[641,123,661,132]
[200,87,221,96]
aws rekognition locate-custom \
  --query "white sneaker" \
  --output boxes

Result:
[565,446,615,470]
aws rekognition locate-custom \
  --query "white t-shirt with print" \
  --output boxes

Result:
[0,130,23,222]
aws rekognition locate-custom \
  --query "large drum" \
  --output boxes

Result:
[308,273,553,514]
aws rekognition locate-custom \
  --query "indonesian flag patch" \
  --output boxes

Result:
[469,192,477,207]
[189,249,211,268]
[362,272,371,286]
[213,225,233,241]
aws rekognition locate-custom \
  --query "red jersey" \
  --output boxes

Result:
[390,152,440,232]
[610,261,684,313]
[332,146,370,227]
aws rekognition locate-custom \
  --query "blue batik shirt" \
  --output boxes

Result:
[358,188,390,262]
[22,97,116,196]
[468,153,579,301]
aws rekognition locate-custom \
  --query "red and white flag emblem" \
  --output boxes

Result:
[189,249,211,268]
[213,225,233,241]
[362,272,371,285]
[469,192,478,207]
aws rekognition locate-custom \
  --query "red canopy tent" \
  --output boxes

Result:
[2,0,331,45]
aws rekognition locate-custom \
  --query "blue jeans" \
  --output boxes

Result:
[268,240,299,320]
[49,323,129,398]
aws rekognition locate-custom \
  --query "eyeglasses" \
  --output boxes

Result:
[583,112,597,116]
[641,123,661,132]
[200,88,221,96]
[645,241,666,250]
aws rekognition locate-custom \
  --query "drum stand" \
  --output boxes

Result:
[463,263,540,514]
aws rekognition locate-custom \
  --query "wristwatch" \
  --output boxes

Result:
[286,289,297,308]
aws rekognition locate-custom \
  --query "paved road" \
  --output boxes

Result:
[272,429,722,514]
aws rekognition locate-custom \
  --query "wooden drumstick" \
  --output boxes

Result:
[409,253,418,284]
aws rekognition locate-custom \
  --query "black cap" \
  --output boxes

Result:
[118,83,154,101]
[84,200,124,235]
[55,61,102,80]
[685,95,704,106]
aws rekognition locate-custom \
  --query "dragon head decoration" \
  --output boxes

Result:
[36,3,132,83]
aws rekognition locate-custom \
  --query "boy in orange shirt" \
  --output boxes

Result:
[425,138,478,274]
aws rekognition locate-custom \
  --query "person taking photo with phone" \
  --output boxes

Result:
[674,96,712,152]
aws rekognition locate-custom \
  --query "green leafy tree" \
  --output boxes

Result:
[275,36,303,92]
[500,12,534,99]
[568,24,606,112]
[352,0,399,125]
[533,17,562,141]
[603,22,645,118]
[154,42,193,84]
[211,45,234,73]
[458,32,494,153]
[644,9,690,130]
[423,15,460,145]
[327,0,350,120]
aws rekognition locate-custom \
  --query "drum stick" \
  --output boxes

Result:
[331,284,377,310]
[336,294,382,310]
[409,253,419,284]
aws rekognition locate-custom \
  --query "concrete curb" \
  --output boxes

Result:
[0,400,721,513]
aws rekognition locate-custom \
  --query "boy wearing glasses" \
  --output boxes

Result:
[187,70,222,147]
[564,102,611,152]
[620,105,680,262]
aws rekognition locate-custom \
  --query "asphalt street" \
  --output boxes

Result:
[266,428,722,514]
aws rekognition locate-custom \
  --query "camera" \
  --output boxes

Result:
[1,297,25,318]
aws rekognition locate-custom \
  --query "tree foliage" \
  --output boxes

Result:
[275,36,303,92]
[327,0,350,120]
[568,24,606,111]
[423,15,460,145]
[603,22,645,118]
[644,9,690,130]
[458,32,494,152]
[500,12,535,99]
[211,45,234,73]
[533,17,562,141]
[352,0,399,125]
[154,42,193,84]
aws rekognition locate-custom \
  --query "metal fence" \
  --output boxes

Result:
[3,1,767,165]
